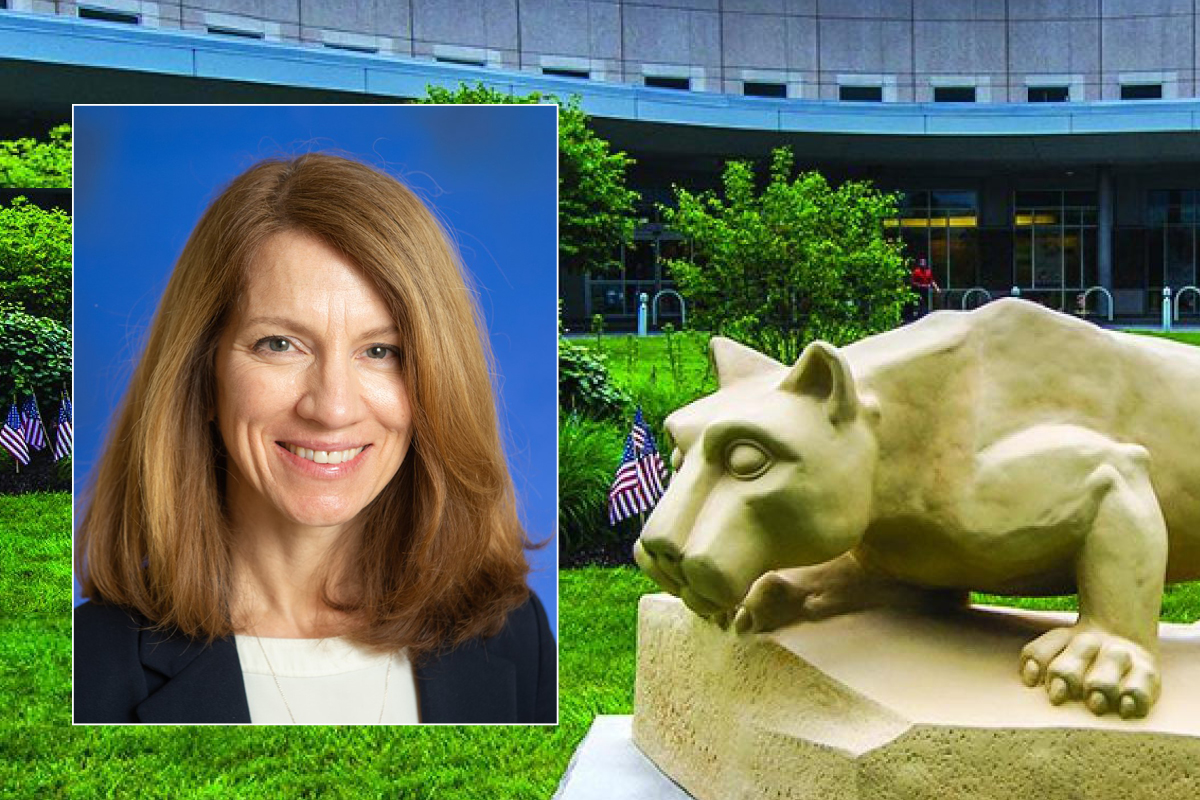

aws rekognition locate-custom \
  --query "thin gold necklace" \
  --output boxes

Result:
[253,635,393,724]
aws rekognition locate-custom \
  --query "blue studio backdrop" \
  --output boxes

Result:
[73,104,558,635]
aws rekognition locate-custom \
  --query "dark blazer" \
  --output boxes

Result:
[73,593,557,724]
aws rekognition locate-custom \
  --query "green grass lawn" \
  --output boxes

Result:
[2,567,653,798]
[575,331,715,429]
[4,562,1197,797]
[580,330,715,391]
[0,493,71,613]
[1136,329,1200,347]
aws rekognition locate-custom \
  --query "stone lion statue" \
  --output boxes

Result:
[635,298,1200,719]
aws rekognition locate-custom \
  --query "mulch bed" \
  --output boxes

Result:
[559,533,639,568]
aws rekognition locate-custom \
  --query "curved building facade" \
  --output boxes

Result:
[4,1,1200,323]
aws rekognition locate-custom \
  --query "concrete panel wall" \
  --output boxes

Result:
[817,0,911,20]
[411,0,519,64]
[1101,13,1194,98]
[24,0,1200,102]
[818,17,912,99]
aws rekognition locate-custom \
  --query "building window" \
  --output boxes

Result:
[840,85,883,102]
[744,81,786,98]
[1121,83,1162,100]
[934,86,976,103]
[1028,86,1069,103]
[324,42,378,54]
[79,6,140,24]
[437,55,485,67]
[543,67,589,80]
[645,76,690,91]
[208,26,264,39]
[889,191,980,294]
[1013,191,1098,308]
[1147,190,1200,303]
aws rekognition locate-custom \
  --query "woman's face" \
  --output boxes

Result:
[214,229,412,533]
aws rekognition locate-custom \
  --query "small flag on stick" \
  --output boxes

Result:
[1,403,30,467]
[20,395,48,451]
[53,394,73,462]
[608,407,669,525]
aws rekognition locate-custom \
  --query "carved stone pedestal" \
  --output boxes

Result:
[633,594,1200,800]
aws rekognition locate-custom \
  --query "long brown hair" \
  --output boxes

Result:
[76,154,531,657]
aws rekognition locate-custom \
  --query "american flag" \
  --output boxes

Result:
[608,407,669,525]
[1,403,30,466]
[20,395,48,451]
[53,394,73,462]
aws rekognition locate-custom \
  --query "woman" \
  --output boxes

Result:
[74,154,556,724]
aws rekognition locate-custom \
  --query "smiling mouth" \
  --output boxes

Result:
[281,443,367,465]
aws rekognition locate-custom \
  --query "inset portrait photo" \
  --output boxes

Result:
[72,104,557,725]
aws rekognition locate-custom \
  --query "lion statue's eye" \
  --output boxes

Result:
[725,440,771,480]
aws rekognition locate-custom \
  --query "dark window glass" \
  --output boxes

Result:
[839,85,883,102]
[930,191,977,211]
[623,242,656,281]
[1147,191,1169,226]
[543,67,589,79]
[1165,225,1194,289]
[744,81,787,98]
[79,7,139,24]
[1063,191,1097,207]
[1113,229,1148,290]
[947,227,979,289]
[1027,86,1069,103]
[1015,191,1060,208]
[645,76,690,90]
[899,191,929,211]
[934,86,975,103]
[208,26,264,39]
[324,43,378,54]
[977,228,1013,291]
[436,56,485,67]
[1121,84,1162,100]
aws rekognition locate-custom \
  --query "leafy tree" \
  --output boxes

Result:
[0,305,71,406]
[662,147,911,364]
[421,83,637,275]
[0,124,72,189]
[0,197,72,326]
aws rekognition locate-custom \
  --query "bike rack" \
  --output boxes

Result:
[651,289,687,329]
[960,287,992,310]
[1174,285,1200,322]
[1081,286,1114,323]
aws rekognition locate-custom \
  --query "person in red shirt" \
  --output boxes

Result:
[910,257,940,318]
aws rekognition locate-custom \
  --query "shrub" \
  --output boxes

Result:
[0,305,71,404]
[559,337,630,421]
[663,147,911,364]
[0,197,72,325]
[0,125,71,189]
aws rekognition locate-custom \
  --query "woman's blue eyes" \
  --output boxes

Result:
[253,337,398,360]
[252,337,293,353]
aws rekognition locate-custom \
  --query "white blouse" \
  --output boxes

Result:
[234,634,420,725]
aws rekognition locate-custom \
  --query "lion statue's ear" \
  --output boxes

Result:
[710,337,784,387]
[780,341,861,426]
